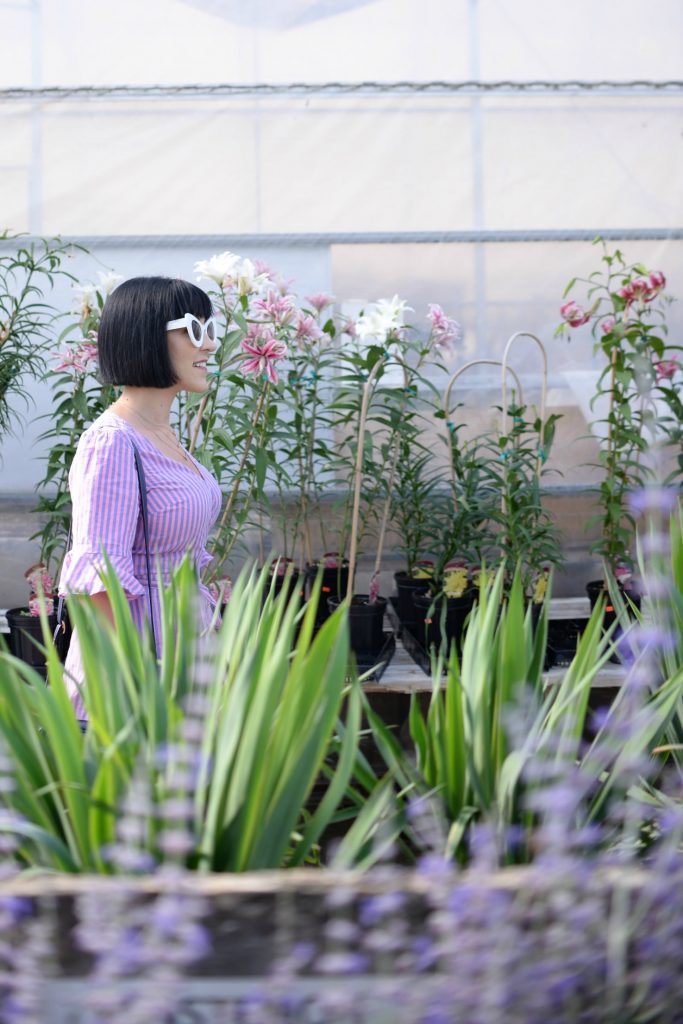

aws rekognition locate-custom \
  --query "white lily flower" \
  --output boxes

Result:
[356,295,412,341]
[195,251,270,295]
[96,271,123,295]
[194,250,242,285]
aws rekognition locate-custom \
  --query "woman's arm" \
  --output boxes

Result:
[88,590,115,626]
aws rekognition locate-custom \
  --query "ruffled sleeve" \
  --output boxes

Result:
[59,424,145,600]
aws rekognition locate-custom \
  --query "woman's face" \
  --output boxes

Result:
[167,316,217,393]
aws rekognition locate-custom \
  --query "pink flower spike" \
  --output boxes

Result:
[655,357,678,381]
[28,594,53,617]
[649,270,666,292]
[368,573,380,605]
[601,317,616,335]
[304,293,335,315]
[560,300,590,328]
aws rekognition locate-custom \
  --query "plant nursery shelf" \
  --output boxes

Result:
[363,596,624,695]
[363,642,625,694]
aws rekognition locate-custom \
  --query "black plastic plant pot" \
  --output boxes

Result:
[262,563,304,608]
[305,559,350,626]
[394,571,435,634]
[586,578,642,623]
[328,595,388,655]
[546,617,590,668]
[586,578,642,663]
[6,606,57,671]
[412,591,475,655]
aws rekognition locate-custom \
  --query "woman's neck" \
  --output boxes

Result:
[113,387,176,428]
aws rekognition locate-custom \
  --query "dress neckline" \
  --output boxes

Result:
[103,409,206,480]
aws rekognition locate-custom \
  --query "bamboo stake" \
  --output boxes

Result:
[347,359,385,601]
[368,364,410,599]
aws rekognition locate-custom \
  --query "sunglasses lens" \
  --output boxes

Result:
[189,318,203,345]
[206,319,217,342]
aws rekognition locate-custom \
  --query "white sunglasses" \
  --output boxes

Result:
[165,313,217,348]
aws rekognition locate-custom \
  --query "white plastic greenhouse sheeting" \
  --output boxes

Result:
[0,0,682,492]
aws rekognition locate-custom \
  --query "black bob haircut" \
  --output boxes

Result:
[98,276,213,388]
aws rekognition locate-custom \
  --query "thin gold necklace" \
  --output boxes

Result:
[125,407,197,471]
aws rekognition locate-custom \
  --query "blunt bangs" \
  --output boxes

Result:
[97,276,213,388]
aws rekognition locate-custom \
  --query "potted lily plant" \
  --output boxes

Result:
[328,297,460,656]
[558,239,676,614]
[270,290,353,622]
[409,358,505,655]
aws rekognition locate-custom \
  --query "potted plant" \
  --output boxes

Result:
[328,298,459,656]
[368,301,462,634]
[558,240,676,615]
[326,345,389,658]
[266,290,352,622]
[5,563,58,674]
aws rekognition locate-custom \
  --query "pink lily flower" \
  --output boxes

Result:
[294,311,324,344]
[655,357,678,381]
[252,289,296,327]
[427,304,462,351]
[241,328,287,385]
[304,293,335,315]
[52,340,99,375]
[601,317,616,335]
[560,300,591,328]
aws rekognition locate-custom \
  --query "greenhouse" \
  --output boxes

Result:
[1,1,683,1021]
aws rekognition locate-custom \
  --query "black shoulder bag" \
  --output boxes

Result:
[53,439,157,659]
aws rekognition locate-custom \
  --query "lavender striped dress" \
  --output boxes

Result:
[58,410,222,720]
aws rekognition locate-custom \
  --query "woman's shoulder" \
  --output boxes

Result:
[76,410,136,456]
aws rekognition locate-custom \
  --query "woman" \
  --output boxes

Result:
[59,276,222,721]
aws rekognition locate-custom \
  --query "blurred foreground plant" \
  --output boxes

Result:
[358,562,683,866]
[0,559,363,873]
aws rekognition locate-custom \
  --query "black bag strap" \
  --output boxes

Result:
[53,524,72,647]
[54,437,157,655]
[130,439,158,655]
